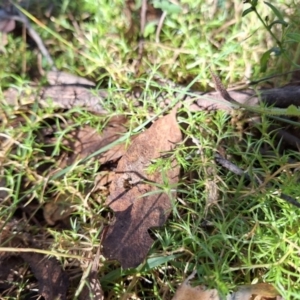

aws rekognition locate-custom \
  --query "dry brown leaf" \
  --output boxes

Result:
[20,252,69,300]
[233,283,280,300]
[0,254,24,291]
[0,220,69,299]
[58,115,128,167]
[172,271,281,300]
[43,115,129,225]
[172,283,219,300]
[43,191,76,225]
[171,271,219,300]
[0,250,69,299]
[102,108,182,268]
[94,171,115,190]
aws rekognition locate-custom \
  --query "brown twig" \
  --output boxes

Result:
[2,3,56,70]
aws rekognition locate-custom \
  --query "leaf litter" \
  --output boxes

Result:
[2,3,300,295]
[1,64,297,296]
[53,115,129,168]
[0,219,69,299]
[0,101,131,297]
[0,90,184,295]
[172,271,282,300]
[1,73,292,297]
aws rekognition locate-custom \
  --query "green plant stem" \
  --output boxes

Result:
[253,7,282,48]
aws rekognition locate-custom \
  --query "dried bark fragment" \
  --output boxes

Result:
[3,86,108,114]
[103,108,182,268]
[46,70,96,87]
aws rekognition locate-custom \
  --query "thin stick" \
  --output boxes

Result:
[5,3,56,70]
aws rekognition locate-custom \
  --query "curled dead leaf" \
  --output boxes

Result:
[172,271,282,300]
[172,271,220,300]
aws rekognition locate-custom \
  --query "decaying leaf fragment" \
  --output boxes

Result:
[233,283,281,300]
[172,271,282,300]
[20,252,69,300]
[53,115,129,167]
[0,220,69,299]
[103,108,182,268]
[43,190,76,225]
[172,271,220,300]
[78,247,104,300]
